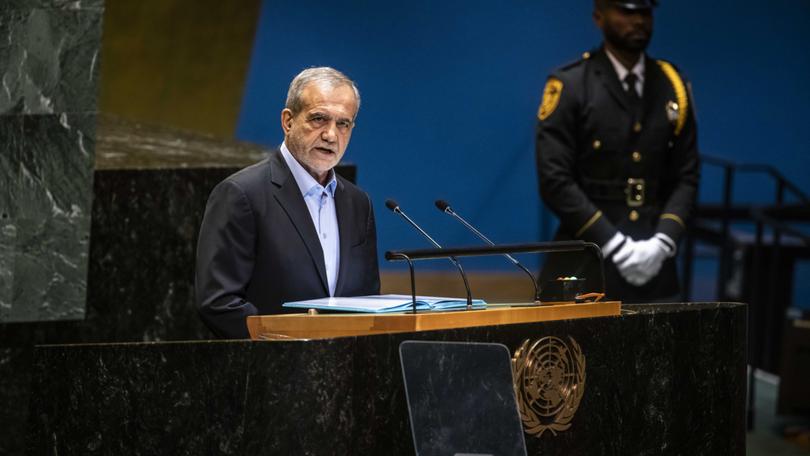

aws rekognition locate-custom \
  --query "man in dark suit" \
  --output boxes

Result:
[196,67,380,338]
[535,0,699,302]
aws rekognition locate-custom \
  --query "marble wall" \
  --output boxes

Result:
[0,0,103,322]
[0,115,267,455]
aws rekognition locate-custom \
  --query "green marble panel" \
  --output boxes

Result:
[0,116,22,316]
[5,1,104,10]
[0,7,102,115]
[7,113,94,322]
[0,1,101,323]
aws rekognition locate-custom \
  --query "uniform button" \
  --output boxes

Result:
[593,140,601,150]
[632,151,642,162]
[629,210,639,221]
[633,122,642,133]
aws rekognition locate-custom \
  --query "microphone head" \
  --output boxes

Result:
[434,199,452,213]
[385,199,400,212]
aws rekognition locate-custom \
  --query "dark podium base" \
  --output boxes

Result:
[27,303,746,455]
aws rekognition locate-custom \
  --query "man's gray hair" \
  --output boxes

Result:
[285,67,361,116]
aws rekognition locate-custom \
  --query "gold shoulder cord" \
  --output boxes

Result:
[657,60,688,135]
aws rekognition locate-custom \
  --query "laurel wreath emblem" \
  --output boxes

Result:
[512,336,586,437]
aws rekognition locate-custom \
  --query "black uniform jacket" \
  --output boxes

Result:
[195,148,381,338]
[536,47,699,301]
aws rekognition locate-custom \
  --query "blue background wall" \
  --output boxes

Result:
[236,0,810,276]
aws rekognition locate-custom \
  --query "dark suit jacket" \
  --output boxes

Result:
[536,47,699,302]
[195,148,380,338]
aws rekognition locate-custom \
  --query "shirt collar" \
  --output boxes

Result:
[605,48,645,85]
[280,142,337,198]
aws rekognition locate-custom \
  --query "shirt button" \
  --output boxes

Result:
[633,122,642,133]
[629,210,639,222]
[593,140,602,150]
[632,151,642,162]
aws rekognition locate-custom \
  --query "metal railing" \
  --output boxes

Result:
[682,154,810,430]
[682,154,810,300]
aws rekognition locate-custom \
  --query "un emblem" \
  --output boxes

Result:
[512,336,586,436]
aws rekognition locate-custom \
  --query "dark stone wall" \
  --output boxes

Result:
[0,166,226,454]
[0,0,103,323]
[0,116,266,455]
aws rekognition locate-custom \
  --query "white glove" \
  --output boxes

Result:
[601,232,627,258]
[614,233,676,286]
[606,233,648,285]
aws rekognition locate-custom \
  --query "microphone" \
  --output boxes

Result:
[385,199,474,309]
[435,199,540,303]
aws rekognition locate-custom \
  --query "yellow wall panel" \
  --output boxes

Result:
[99,0,261,137]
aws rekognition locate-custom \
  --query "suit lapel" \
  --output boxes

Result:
[641,57,665,122]
[268,148,328,294]
[592,48,632,113]
[333,178,353,296]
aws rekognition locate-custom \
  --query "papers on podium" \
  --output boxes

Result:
[282,294,487,313]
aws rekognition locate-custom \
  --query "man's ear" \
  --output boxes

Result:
[281,109,293,134]
[593,9,604,29]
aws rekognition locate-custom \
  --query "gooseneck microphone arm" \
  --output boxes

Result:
[385,199,474,310]
[435,200,540,303]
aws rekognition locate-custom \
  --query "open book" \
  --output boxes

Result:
[282,294,487,313]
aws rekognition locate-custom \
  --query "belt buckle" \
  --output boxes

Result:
[626,178,645,207]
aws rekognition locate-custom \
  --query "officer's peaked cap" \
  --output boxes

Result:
[609,0,658,10]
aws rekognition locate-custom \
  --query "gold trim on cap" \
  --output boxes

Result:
[660,213,685,228]
[575,210,602,238]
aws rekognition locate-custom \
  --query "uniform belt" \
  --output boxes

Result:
[580,178,659,206]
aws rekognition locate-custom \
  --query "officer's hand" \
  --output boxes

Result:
[602,232,628,258]
[610,235,652,286]
[615,236,671,286]
[609,233,636,266]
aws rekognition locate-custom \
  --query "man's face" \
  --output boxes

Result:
[594,5,654,53]
[281,82,358,184]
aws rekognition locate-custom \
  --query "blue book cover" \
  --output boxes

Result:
[282,294,487,313]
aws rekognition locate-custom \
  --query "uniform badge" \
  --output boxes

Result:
[658,60,688,135]
[538,78,564,121]
[666,100,680,124]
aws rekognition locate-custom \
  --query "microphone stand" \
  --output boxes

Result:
[386,200,474,310]
[437,201,540,304]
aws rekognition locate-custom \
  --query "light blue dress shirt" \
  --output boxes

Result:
[280,143,340,296]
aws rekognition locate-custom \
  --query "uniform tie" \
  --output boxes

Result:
[623,73,641,102]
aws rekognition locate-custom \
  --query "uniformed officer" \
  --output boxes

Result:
[535,0,699,302]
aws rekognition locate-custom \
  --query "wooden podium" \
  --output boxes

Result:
[247,301,621,340]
